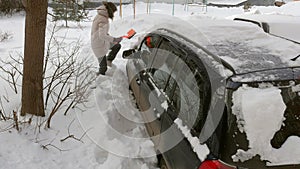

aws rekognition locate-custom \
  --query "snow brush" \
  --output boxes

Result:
[122,29,136,39]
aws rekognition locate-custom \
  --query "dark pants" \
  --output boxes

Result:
[98,44,121,75]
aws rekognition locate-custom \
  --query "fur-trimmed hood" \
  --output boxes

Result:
[96,5,108,18]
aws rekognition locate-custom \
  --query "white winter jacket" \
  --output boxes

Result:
[91,6,114,58]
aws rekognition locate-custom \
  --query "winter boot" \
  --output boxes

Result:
[107,43,121,64]
[97,56,107,75]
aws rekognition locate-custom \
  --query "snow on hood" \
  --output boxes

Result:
[231,84,300,166]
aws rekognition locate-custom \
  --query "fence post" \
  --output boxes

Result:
[133,0,136,19]
[120,0,122,18]
[147,0,151,14]
[172,0,175,15]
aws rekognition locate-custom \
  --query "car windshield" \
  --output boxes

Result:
[226,81,300,167]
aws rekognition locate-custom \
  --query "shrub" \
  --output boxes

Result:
[0,0,24,15]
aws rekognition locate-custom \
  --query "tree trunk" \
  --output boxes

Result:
[21,0,48,116]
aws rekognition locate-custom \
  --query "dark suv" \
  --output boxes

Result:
[122,18,300,169]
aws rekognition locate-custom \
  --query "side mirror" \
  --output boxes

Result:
[122,49,136,59]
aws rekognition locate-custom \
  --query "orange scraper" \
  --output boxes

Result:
[122,29,136,39]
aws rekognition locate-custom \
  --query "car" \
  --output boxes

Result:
[122,17,300,169]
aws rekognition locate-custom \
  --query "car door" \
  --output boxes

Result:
[157,40,212,169]
[129,34,167,146]
[138,37,188,147]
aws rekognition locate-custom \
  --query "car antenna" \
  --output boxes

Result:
[291,54,300,61]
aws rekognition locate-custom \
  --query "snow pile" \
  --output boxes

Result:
[231,12,300,43]
[228,1,300,43]
[265,1,300,16]
[242,1,300,17]
[232,85,300,166]
[77,65,158,168]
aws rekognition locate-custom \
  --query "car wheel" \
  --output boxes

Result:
[159,156,169,169]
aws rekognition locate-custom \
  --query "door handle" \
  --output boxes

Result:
[136,78,141,85]
[153,108,163,120]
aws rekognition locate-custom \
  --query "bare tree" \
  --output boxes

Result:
[43,35,96,128]
[21,0,48,116]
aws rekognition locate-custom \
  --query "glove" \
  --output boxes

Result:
[113,37,122,44]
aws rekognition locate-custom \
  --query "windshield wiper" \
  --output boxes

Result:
[291,54,300,61]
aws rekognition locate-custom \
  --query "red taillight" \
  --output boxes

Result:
[198,160,236,169]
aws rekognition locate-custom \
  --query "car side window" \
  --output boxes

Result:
[184,58,211,135]
[163,50,210,135]
[151,38,186,117]
[175,59,200,128]
[149,36,211,134]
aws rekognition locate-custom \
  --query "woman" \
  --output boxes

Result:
[91,1,122,75]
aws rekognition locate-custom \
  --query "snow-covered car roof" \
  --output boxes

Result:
[147,16,300,74]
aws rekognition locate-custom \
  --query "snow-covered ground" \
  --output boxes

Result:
[0,2,300,169]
